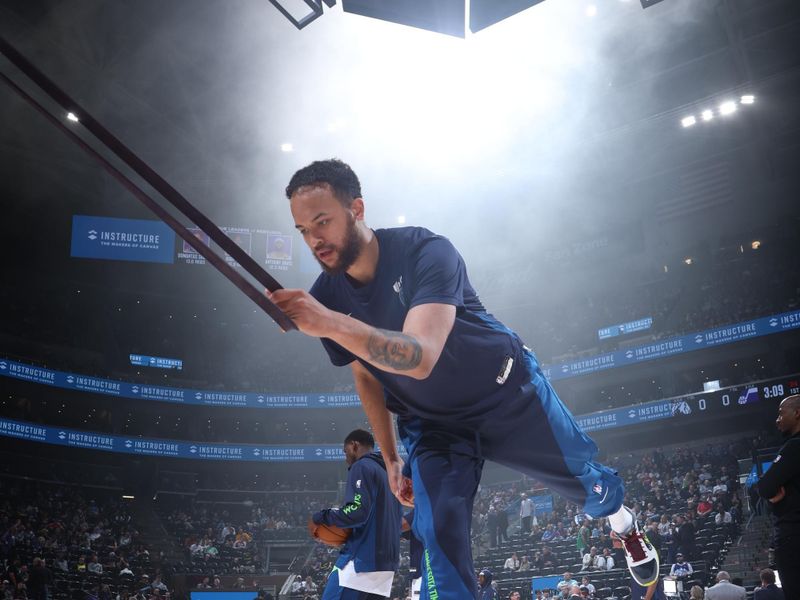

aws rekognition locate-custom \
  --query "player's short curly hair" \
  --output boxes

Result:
[285,159,362,206]
[344,428,374,448]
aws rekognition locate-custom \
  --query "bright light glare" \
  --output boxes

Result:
[684,257,693,266]
[280,143,293,152]
[741,95,755,104]
[66,112,79,122]
[344,2,576,168]
[326,118,347,133]
[701,109,714,121]
[681,116,696,128]
[751,240,761,250]
[719,101,737,116]
[586,5,598,17]
[397,215,407,225]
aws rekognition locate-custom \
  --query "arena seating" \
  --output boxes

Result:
[0,476,163,600]
[472,438,747,599]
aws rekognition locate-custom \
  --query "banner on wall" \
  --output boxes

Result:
[541,308,800,382]
[175,226,296,273]
[2,310,799,409]
[0,416,409,463]
[0,378,795,462]
[598,317,653,340]
[533,495,553,514]
[129,354,183,370]
[70,215,175,264]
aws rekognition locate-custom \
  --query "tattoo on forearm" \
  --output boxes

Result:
[367,329,423,371]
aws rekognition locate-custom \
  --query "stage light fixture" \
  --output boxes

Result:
[267,0,336,30]
[344,0,466,37]
[719,101,737,116]
[701,109,713,121]
[681,116,696,128]
[741,94,755,104]
[269,0,553,36]
[469,0,547,34]
[66,112,79,122]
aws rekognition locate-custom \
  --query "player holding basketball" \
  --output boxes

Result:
[311,429,403,600]
[271,159,659,599]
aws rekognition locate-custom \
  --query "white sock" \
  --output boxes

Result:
[607,505,634,535]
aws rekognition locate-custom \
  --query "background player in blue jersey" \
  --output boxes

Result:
[270,159,659,599]
[312,429,403,600]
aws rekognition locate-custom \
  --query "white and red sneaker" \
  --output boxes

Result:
[613,516,660,587]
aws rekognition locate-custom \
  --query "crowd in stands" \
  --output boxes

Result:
[471,437,756,598]
[0,428,788,600]
[0,477,168,600]
[165,491,339,578]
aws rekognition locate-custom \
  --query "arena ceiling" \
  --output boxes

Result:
[1,0,799,377]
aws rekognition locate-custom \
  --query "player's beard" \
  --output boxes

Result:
[315,212,363,275]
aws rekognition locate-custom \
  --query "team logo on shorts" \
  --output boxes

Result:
[593,483,603,495]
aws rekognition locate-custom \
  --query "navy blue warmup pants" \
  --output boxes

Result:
[398,349,624,600]
[321,568,388,600]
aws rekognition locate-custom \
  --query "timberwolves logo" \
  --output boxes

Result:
[671,399,692,415]
[58,431,66,440]
[694,335,704,344]
[132,386,140,395]
[87,229,98,241]
[769,318,779,327]
[124,440,133,448]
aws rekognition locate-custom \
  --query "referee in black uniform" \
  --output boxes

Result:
[757,394,800,598]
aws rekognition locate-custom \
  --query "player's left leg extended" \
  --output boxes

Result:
[479,348,659,587]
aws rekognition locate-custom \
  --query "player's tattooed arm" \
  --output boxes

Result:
[366,329,423,371]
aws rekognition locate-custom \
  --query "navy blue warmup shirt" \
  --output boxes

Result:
[313,452,402,573]
[310,227,528,424]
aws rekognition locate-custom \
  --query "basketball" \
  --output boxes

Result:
[308,518,351,547]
